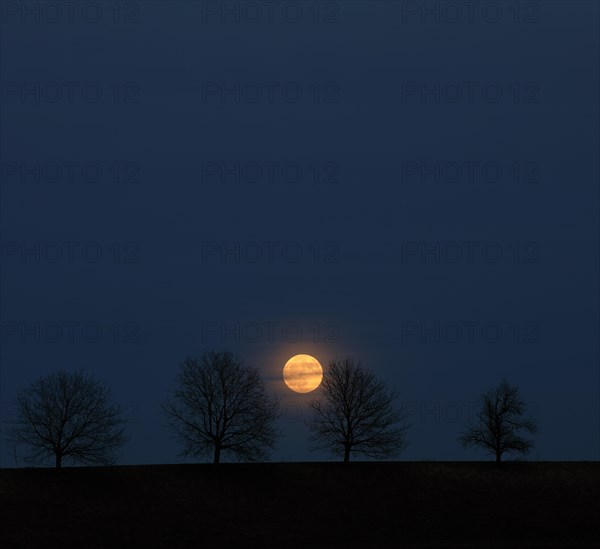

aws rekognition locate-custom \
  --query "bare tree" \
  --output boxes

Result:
[10,370,127,469]
[163,351,279,464]
[460,379,538,462]
[307,358,408,463]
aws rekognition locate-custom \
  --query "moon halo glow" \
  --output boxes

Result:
[283,354,323,393]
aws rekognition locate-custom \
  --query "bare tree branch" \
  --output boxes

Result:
[162,351,280,464]
[459,379,538,462]
[9,370,127,469]
[306,358,408,463]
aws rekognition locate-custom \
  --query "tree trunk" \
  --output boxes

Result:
[495,451,502,463]
[343,445,351,463]
[213,444,221,464]
[55,453,62,469]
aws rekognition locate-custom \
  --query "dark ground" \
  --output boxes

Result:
[1,462,598,548]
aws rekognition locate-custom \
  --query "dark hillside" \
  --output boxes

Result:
[1,462,598,548]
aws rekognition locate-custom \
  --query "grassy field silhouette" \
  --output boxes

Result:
[1,462,598,547]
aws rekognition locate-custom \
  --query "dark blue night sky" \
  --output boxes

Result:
[1,0,598,465]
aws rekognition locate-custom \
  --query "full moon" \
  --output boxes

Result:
[283,354,323,393]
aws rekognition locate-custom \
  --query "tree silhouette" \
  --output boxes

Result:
[460,379,538,462]
[10,370,127,469]
[163,351,279,464]
[307,358,408,463]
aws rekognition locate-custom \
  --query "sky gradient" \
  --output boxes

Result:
[1,0,598,465]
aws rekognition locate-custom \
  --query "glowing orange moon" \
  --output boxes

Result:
[283,354,323,393]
